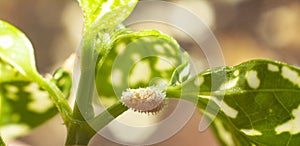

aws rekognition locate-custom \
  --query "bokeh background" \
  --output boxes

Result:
[1,0,300,145]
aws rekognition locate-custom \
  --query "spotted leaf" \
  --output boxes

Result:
[0,20,39,79]
[0,59,72,142]
[95,30,187,107]
[169,52,190,86]
[0,20,72,125]
[77,0,137,31]
[167,60,300,146]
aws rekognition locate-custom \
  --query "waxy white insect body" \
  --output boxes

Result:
[120,87,166,113]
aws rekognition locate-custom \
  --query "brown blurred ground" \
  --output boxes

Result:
[1,0,300,145]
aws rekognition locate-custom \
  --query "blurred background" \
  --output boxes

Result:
[1,0,300,145]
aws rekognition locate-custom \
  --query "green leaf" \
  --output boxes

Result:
[0,59,72,142]
[0,20,72,124]
[77,0,137,31]
[169,52,190,86]
[0,136,5,146]
[0,20,39,78]
[73,0,138,121]
[167,59,300,146]
[95,30,186,107]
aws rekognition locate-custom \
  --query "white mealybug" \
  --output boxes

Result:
[120,87,166,113]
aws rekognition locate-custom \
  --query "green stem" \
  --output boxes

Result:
[166,85,200,105]
[73,32,98,121]
[89,102,128,131]
[66,34,97,145]
[35,75,73,125]
[166,85,228,120]
[65,119,96,146]
[65,102,128,145]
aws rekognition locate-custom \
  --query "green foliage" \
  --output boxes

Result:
[0,62,72,141]
[95,30,186,107]
[169,52,190,85]
[0,20,72,142]
[74,0,138,112]
[167,60,300,146]
[66,0,140,145]
[77,0,137,31]
[2,0,300,145]
[0,20,39,79]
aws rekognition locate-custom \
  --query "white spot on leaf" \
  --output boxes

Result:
[240,129,263,136]
[201,96,238,118]
[214,119,235,146]
[194,77,204,86]
[129,61,151,84]
[179,64,190,80]
[220,77,239,90]
[164,57,177,67]
[268,64,279,72]
[275,105,300,135]
[155,59,173,71]
[97,0,114,19]
[0,36,14,49]
[234,70,239,76]
[142,37,151,42]
[282,66,300,87]
[0,124,30,142]
[111,69,123,86]
[131,53,140,61]
[25,83,53,113]
[154,45,164,53]
[5,85,19,101]
[116,42,126,54]
[164,43,176,55]
[246,71,260,89]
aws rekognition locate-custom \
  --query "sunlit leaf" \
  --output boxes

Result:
[169,52,190,86]
[0,136,5,146]
[0,59,72,142]
[95,30,186,107]
[77,0,137,31]
[0,20,39,78]
[75,0,138,118]
[0,20,72,126]
[167,60,300,145]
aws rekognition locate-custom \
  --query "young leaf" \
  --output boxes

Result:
[73,0,137,121]
[0,20,72,124]
[0,60,72,142]
[169,52,190,86]
[0,20,39,78]
[77,0,137,31]
[95,30,186,107]
[167,60,300,145]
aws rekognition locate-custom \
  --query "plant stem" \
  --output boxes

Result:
[65,102,128,145]
[166,85,232,123]
[73,32,98,120]
[65,119,96,146]
[35,75,73,126]
[89,102,128,132]
[66,31,98,145]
